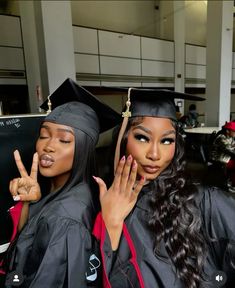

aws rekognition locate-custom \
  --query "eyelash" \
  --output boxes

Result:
[39,136,71,144]
[39,135,48,139]
[134,134,149,142]
[161,138,175,145]
[134,134,175,145]
[60,140,71,144]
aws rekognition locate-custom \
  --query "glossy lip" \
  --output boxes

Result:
[39,154,55,168]
[142,165,160,174]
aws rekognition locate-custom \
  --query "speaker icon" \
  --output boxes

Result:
[212,270,227,287]
[215,274,223,282]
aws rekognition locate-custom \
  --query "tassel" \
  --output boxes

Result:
[114,88,133,173]
[46,95,52,114]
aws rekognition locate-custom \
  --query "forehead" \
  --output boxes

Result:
[131,116,175,132]
[41,121,74,132]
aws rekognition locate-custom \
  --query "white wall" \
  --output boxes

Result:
[185,0,207,46]
[4,0,235,48]
[71,0,208,46]
[71,0,158,38]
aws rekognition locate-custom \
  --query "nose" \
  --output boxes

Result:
[43,139,56,153]
[146,143,160,161]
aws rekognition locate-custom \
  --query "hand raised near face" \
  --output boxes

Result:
[9,150,41,202]
[93,155,145,229]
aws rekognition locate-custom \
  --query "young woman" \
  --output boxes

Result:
[5,78,120,288]
[93,88,235,288]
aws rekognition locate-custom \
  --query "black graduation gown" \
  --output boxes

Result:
[93,185,235,288]
[5,182,98,288]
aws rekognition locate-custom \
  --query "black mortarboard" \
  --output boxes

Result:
[90,87,204,121]
[40,78,121,144]
[125,88,204,120]
[112,87,205,170]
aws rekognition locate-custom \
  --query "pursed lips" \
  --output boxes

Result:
[39,154,55,168]
[142,165,160,174]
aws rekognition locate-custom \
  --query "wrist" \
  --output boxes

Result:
[101,213,123,230]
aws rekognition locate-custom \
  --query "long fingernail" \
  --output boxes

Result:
[92,176,98,182]
[127,155,132,161]
[121,155,125,161]
[13,195,20,201]
[132,160,137,168]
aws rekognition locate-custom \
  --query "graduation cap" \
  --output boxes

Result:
[40,78,122,144]
[122,88,205,120]
[113,87,205,170]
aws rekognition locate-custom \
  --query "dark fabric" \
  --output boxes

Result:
[0,202,23,277]
[128,88,205,121]
[226,159,235,186]
[96,185,235,288]
[131,94,177,120]
[40,78,121,135]
[5,182,99,288]
[45,102,100,144]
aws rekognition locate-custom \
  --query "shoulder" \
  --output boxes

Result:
[195,184,235,210]
[38,182,97,229]
[195,185,235,239]
[60,182,97,222]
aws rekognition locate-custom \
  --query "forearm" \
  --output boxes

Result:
[103,220,123,250]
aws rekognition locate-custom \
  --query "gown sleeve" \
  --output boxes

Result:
[198,186,235,286]
[92,212,145,288]
[93,187,235,288]
[0,202,23,276]
[41,218,94,287]
[11,216,95,288]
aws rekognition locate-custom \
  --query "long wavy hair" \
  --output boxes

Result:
[119,116,206,288]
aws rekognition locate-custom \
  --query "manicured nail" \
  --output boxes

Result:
[127,155,132,161]
[121,156,125,161]
[132,160,137,168]
[13,195,20,201]
[14,150,20,160]
[141,176,145,181]
[92,176,98,182]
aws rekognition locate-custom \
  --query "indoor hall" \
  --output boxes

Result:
[1,2,235,201]
[1,1,235,286]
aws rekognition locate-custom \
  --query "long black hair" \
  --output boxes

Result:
[120,116,206,288]
[33,124,99,215]
[61,127,97,192]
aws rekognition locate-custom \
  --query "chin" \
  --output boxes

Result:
[139,172,159,182]
[39,167,54,178]
[146,175,158,181]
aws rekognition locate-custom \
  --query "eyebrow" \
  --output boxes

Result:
[41,124,74,135]
[132,125,176,136]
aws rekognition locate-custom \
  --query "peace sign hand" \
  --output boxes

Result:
[9,150,41,202]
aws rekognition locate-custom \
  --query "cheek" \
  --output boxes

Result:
[35,140,40,152]
[63,147,75,165]
[167,145,176,160]
[126,138,139,158]
[163,145,176,166]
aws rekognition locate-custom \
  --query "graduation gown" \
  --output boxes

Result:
[5,182,98,288]
[93,185,235,288]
